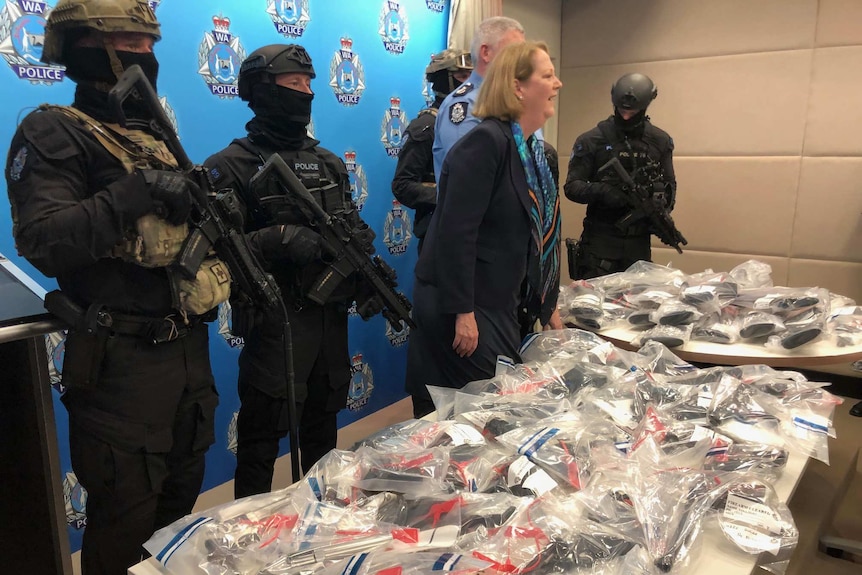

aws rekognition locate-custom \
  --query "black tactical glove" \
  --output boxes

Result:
[137,169,203,225]
[596,182,629,209]
[279,225,331,266]
[355,281,384,321]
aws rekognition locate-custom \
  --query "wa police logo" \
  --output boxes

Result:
[383,199,412,255]
[344,150,368,211]
[381,96,408,158]
[385,317,409,348]
[227,411,238,455]
[63,470,87,530]
[329,37,365,106]
[425,0,445,12]
[198,14,246,98]
[217,301,244,349]
[422,75,434,108]
[0,0,65,84]
[267,0,309,38]
[346,352,374,412]
[378,0,408,55]
[160,95,179,136]
[307,115,316,138]
[45,331,66,392]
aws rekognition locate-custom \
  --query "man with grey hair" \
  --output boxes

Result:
[431,15,525,181]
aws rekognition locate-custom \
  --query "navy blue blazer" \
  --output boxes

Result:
[415,117,534,315]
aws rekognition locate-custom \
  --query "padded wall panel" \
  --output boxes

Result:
[803,46,862,157]
[670,157,800,255]
[558,51,812,158]
[561,0,816,68]
[787,259,862,302]
[815,0,862,46]
[652,249,790,287]
[792,158,862,261]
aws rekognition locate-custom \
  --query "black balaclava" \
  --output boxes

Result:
[246,81,315,150]
[66,46,160,128]
[613,108,647,136]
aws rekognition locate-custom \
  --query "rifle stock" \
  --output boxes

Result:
[249,153,416,331]
[598,157,688,254]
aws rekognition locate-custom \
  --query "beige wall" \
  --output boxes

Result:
[503,0,563,149]
[558,0,862,302]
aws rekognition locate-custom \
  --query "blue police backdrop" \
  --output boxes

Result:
[0,0,450,552]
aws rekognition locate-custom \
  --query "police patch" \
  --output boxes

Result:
[9,146,28,181]
[452,82,473,97]
[449,102,467,125]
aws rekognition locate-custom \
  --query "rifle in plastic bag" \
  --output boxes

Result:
[249,153,416,331]
[598,157,688,254]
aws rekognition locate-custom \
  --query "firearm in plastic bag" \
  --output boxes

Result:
[108,65,282,312]
[249,153,416,331]
[598,157,688,254]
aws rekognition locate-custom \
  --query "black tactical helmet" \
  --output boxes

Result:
[425,49,472,100]
[611,73,657,111]
[42,0,161,66]
[238,44,315,102]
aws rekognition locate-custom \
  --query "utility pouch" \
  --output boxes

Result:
[566,237,580,280]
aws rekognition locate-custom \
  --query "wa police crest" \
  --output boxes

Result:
[381,96,407,158]
[344,150,368,211]
[346,352,374,412]
[45,330,66,392]
[378,0,408,54]
[0,0,65,84]
[383,199,412,255]
[63,470,87,530]
[425,0,445,13]
[227,411,238,455]
[217,301,244,348]
[329,37,365,106]
[385,317,409,348]
[160,95,179,136]
[267,0,310,38]
[421,75,434,108]
[198,14,246,98]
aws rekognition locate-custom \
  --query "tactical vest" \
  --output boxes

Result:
[42,105,230,316]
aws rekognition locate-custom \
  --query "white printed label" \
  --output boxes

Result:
[721,522,782,555]
[724,493,782,534]
[445,423,485,446]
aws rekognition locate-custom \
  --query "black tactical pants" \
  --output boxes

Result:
[62,324,217,575]
[574,229,652,280]
[234,352,346,498]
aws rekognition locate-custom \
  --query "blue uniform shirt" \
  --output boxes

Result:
[433,70,483,182]
[432,70,545,183]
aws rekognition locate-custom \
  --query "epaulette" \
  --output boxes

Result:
[451,82,473,98]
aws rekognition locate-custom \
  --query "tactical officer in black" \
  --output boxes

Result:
[565,73,676,279]
[205,44,363,497]
[391,49,471,253]
[4,1,223,573]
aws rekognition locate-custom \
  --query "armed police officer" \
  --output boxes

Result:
[391,49,471,254]
[204,44,367,497]
[432,16,525,181]
[564,73,677,279]
[4,1,225,573]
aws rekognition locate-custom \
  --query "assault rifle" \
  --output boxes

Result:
[108,65,282,312]
[109,66,301,483]
[598,157,688,254]
[249,153,416,331]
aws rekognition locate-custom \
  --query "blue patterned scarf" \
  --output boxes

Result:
[511,122,561,319]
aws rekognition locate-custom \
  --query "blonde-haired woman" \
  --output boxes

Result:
[405,41,564,416]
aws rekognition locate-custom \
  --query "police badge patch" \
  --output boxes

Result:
[449,102,467,125]
[9,146,28,181]
[452,82,473,97]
